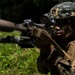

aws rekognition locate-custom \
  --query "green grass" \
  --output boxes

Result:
[0,31,50,75]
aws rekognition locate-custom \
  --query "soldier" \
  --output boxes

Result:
[37,2,75,75]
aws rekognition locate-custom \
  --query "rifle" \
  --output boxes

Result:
[0,19,53,47]
[0,19,74,65]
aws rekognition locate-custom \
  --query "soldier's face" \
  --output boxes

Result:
[55,25,68,38]
[54,19,69,38]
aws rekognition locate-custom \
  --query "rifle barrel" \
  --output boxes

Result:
[0,19,16,32]
[0,19,27,32]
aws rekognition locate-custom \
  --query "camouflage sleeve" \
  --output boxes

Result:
[64,40,75,60]
[56,41,75,75]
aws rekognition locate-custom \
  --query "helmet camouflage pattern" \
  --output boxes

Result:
[49,2,75,19]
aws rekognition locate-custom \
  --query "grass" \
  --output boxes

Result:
[0,31,50,75]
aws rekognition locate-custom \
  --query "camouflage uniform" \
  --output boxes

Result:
[37,2,75,75]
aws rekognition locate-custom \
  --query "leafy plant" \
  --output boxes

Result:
[0,31,50,75]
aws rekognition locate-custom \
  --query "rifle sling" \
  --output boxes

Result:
[34,28,74,62]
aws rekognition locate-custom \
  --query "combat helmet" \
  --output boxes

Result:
[48,1,75,30]
[41,2,75,24]
[40,2,75,30]
[49,1,75,19]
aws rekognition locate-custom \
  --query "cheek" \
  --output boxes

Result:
[62,26,69,34]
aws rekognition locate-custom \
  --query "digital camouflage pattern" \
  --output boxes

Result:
[49,2,75,19]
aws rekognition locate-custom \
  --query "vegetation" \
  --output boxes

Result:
[0,31,50,75]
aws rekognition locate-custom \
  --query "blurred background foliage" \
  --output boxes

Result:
[0,0,74,23]
[0,0,75,75]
